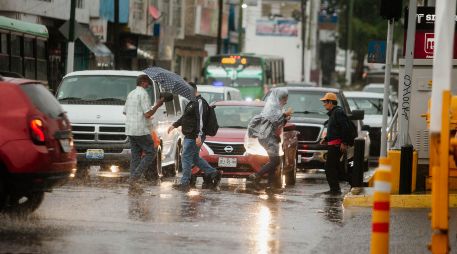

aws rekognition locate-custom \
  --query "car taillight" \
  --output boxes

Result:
[30,118,46,144]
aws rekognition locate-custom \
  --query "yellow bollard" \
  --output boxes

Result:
[370,157,392,254]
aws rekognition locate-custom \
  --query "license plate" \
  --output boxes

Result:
[59,139,71,153]
[86,149,104,160]
[218,157,237,167]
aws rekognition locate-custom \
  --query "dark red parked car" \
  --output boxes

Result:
[191,101,298,186]
[0,77,77,214]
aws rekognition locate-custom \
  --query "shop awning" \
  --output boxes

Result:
[60,21,113,60]
[77,26,112,57]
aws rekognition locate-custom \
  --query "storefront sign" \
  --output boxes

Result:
[89,18,107,43]
[256,19,298,37]
[195,5,228,38]
[404,7,457,59]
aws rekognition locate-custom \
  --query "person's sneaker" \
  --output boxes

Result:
[172,183,190,192]
[202,174,212,189]
[247,173,259,182]
[150,178,161,186]
[128,182,144,195]
[211,170,223,190]
[322,190,342,196]
[265,187,283,194]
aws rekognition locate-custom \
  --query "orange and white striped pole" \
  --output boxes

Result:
[370,157,392,254]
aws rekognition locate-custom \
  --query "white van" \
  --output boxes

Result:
[197,85,241,104]
[56,70,183,178]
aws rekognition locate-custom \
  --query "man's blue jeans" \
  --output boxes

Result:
[181,137,216,185]
[129,135,156,181]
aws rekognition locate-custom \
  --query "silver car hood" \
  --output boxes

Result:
[62,104,126,124]
[363,115,392,128]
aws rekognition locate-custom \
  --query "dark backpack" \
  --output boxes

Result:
[343,113,358,146]
[201,99,219,136]
[332,108,358,146]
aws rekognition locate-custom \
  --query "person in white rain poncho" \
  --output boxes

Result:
[246,88,292,192]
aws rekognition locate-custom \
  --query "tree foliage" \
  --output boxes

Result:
[338,0,388,81]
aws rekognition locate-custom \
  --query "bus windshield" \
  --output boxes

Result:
[206,65,262,87]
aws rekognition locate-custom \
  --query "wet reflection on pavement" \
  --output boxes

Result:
[0,173,350,253]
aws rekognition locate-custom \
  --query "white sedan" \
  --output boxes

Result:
[344,91,395,157]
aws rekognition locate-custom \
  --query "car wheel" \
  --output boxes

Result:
[145,148,162,180]
[274,158,284,188]
[285,153,297,186]
[163,144,181,177]
[174,143,183,173]
[0,176,6,211]
[3,191,45,215]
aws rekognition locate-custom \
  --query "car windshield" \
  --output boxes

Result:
[200,92,224,104]
[347,97,383,115]
[266,91,341,115]
[56,75,154,105]
[215,105,262,128]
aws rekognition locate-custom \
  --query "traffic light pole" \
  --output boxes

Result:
[398,0,417,147]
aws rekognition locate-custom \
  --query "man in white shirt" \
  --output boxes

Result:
[124,74,164,185]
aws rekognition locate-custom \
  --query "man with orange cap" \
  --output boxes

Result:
[320,92,351,195]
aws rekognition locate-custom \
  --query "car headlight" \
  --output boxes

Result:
[321,127,327,139]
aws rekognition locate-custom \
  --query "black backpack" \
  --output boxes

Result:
[342,113,358,146]
[332,108,358,146]
[201,99,219,136]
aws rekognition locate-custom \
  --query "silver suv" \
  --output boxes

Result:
[56,70,184,178]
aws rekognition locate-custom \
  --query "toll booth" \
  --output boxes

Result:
[398,59,457,190]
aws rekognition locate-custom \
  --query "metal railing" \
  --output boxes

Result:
[386,109,399,150]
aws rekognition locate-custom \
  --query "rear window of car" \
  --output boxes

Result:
[215,105,262,128]
[265,90,342,115]
[200,91,224,104]
[20,83,64,118]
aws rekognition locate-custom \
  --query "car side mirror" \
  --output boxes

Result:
[283,123,295,131]
[362,124,370,131]
[350,110,364,120]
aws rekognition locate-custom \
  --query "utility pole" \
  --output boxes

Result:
[66,0,76,74]
[380,18,394,157]
[301,0,308,82]
[238,0,243,53]
[114,0,120,69]
[344,0,354,86]
[217,0,223,54]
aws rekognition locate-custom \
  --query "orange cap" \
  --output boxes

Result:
[320,92,337,101]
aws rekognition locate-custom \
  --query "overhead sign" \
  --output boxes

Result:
[367,40,386,63]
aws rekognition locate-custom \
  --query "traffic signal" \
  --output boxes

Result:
[380,0,403,20]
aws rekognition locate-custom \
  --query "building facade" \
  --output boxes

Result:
[0,0,240,89]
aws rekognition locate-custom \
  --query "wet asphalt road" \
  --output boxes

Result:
[1,173,457,254]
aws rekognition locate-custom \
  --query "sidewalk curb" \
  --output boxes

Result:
[343,187,457,208]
